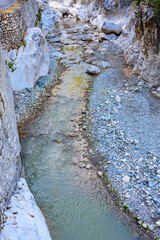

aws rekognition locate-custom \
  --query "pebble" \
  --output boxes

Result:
[156,220,160,227]
[86,164,92,170]
[84,49,94,55]
[97,171,103,177]
[142,223,147,228]
[122,176,130,183]
[115,95,121,103]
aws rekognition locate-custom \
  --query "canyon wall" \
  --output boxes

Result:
[0,47,21,228]
[72,0,160,85]
[0,0,39,228]
[117,3,160,85]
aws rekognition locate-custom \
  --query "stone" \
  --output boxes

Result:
[86,65,100,75]
[142,223,147,228]
[49,36,61,43]
[101,34,117,41]
[86,164,92,170]
[97,171,103,177]
[122,176,130,183]
[51,51,63,60]
[157,87,160,92]
[102,21,122,35]
[10,28,49,90]
[83,24,90,31]
[157,169,160,175]
[84,49,94,55]
[156,220,160,227]
[8,49,17,61]
[96,61,111,69]
[115,95,121,103]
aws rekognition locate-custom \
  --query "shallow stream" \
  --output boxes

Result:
[21,18,148,240]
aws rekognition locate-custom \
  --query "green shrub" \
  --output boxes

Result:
[133,0,160,15]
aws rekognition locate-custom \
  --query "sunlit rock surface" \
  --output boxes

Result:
[10,27,49,90]
[0,178,52,240]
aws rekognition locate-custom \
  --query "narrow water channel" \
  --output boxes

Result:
[21,18,147,240]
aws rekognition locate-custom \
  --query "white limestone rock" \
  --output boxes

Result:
[102,21,122,35]
[0,178,52,240]
[10,28,49,90]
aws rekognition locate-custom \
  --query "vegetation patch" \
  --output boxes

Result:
[133,0,160,15]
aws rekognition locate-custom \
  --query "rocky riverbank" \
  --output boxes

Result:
[83,42,160,238]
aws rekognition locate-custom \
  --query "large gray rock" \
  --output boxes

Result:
[10,28,49,91]
[41,8,61,33]
[102,21,122,35]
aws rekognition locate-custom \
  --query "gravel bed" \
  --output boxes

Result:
[86,46,160,238]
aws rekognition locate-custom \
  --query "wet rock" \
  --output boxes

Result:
[59,7,71,16]
[86,66,100,75]
[102,21,122,36]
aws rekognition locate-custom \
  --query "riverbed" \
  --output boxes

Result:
[20,17,153,240]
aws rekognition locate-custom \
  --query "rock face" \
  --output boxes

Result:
[102,21,122,35]
[10,28,49,90]
[0,178,52,240]
[0,0,38,50]
[117,3,160,85]
[0,47,21,227]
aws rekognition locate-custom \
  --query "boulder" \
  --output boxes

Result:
[41,8,61,33]
[101,21,122,35]
[10,28,49,91]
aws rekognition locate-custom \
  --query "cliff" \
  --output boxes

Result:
[0,47,21,229]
